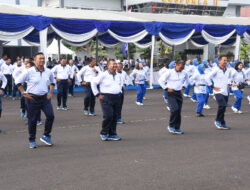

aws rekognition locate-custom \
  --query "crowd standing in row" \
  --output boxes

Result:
[0,53,249,148]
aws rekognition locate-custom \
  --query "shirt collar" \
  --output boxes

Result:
[108,70,116,76]
[35,66,45,72]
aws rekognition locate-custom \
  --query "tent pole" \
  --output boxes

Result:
[39,28,48,64]
[96,34,98,61]
[149,35,155,89]
[58,37,61,60]
[234,34,241,61]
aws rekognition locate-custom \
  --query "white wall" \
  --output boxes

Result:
[64,0,122,10]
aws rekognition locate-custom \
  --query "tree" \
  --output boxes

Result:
[115,43,136,60]
[240,40,250,61]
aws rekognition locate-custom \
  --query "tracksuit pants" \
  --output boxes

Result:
[136,84,144,103]
[100,94,121,136]
[68,77,75,96]
[184,84,191,96]
[233,90,243,111]
[167,90,183,130]
[4,74,12,96]
[26,95,54,142]
[57,79,68,108]
[84,84,96,113]
[215,94,228,125]
[117,89,124,120]
[196,93,206,114]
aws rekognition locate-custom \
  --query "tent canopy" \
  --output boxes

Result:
[47,38,74,55]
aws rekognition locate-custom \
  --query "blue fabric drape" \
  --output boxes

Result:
[136,34,152,44]
[52,18,96,34]
[98,33,119,44]
[160,23,194,39]
[144,22,162,35]
[109,21,145,37]
[24,29,56,43]
[203,25,235,37]
[0,13,32,32]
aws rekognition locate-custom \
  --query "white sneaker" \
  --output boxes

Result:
[140,103,144,106]
[203,105,210,109]
[183,94,188,97]
[190,98,197,102]
[57,106,61,110]
[143,97,147,100]
[247,96,250,102]
[166,106,170,111]
[237,110,243,114]
[231,106,238,113]
[136,102,141,105]
[213,96,216,101]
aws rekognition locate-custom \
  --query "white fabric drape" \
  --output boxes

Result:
[234,34,241,60]
[159,29,195,46]
[99,40,120,48]
[51,25,98,43]
[23,38,53,47]
[108,29,148,43]
[134,42,152,49]
[201,29,236,45]
[190,40,207,48]
[64,39,92,47]
[243,32,250,45]
[149,35,155,89]
[0,27,34,41]
[39,28,48,59]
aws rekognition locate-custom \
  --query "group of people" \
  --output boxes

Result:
[0,52,249,148]
[158,56,250,134]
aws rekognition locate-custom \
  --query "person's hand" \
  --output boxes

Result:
[56,78,61,82]
[98,94,104,101]
[82,81,88,86]
[195,84,200,87]
[213,87,220,92]
[227,85,230,92]
[168,88,174,93]
[68,79,71,83]
[47,93,53,100]
[92,68,97,72]
[232,83,237,87]
[23,93,34,100]
[0,89,3,95]
[135,79,139,82]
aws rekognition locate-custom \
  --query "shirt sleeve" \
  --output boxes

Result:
[158,71,170,89]
[15,69,29,85]
[0,74,7,89]
[183,72,189,88]
[205,68,217,86]
[91,72,104,96]
[49,71,56,85]
[76,67,85,83]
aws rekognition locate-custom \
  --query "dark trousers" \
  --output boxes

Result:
[12,84,20,98]
[26,97,54,141]
[0,95,2,117]
[84,85,96,113]
[57,80,68,107]
[100,94,121,136]
[4,74,12,96]
[68,77,75,96]
[215,94,228,125]
[117,90,124,120]
[167,91,183,129]
[21,83,27,113]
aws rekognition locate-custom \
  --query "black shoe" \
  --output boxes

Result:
[196,113,205,117]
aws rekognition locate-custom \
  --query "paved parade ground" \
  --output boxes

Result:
[0,88,250,190]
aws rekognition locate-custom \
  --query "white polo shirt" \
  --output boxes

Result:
[77,65,98,83]
[0,73,7,90]
[51,64,72,80]
[1,64,14,75]
[91,70,122,96]
[15,66,55,96]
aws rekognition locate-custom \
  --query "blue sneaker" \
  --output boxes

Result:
[40,135,53,146]
[84,110,89,115]
[108,135,121,141]
[214,121,223,129]
[29,141,38,149]
[25,119,28,125]
[20,112,25,117]
[221,124,231,130]
[174,129,184,134]
[167,126,175,134]
[37,121,42,126]
[117,119,125,124]
[100,134,108,141]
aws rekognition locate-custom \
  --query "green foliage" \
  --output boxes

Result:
[240,40,250,60]
[115,43,136,59]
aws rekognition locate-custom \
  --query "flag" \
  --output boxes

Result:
[122,42,127,58]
